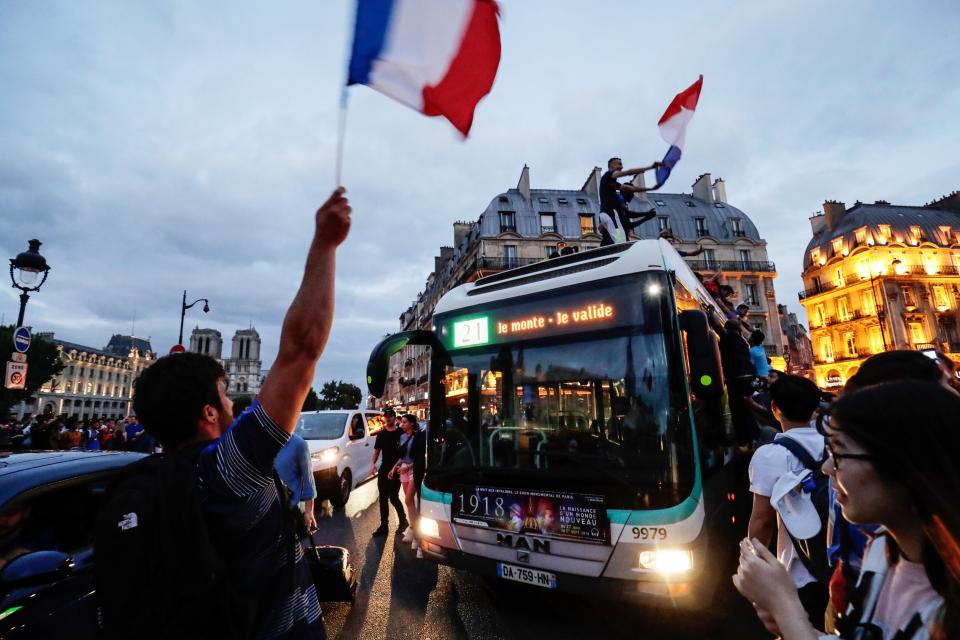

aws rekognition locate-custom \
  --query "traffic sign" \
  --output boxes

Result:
[13,326,31,353]
[10,352,26,363]
[5,361,27,390]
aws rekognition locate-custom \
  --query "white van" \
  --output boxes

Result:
[295,409,384,507]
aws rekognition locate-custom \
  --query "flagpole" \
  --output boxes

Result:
[334,86,349,186]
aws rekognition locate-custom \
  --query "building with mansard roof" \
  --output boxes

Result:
[16,333,155,419]
[382,165,785,414]
[798,190,960,389]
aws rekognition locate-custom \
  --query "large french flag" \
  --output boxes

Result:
[654,75,703,188]
[347,0,501,137]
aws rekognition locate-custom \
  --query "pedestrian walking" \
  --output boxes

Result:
[388,413,426,548]
[746,375,829,625]
[275,432,319,535]
[370,409,408,538]
[96,186,351,640]
[734,380,960,640]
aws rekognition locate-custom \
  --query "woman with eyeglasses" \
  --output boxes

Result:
[733,380,960,639]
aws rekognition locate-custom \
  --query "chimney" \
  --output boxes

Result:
[712,177,727,203]
[692,173,713,203]
[823,200,846,231]
[809,213,826,236]
[453,221,471,248]
[926,190,960,213]
[629,173,649,202]
[581,166,602,203]
[517,164,531,200]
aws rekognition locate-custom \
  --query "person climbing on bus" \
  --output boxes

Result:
[599,157,661,243]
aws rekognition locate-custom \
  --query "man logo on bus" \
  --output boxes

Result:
[495,533,551,554]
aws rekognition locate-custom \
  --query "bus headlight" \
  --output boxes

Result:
[419,517,440,538]
[312,447,339,464]
[638,549,693,574]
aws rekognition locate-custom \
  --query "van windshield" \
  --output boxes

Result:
[297,413,348,440]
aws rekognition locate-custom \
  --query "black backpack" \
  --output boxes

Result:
[772,437,833,585]
[94,445,257,640]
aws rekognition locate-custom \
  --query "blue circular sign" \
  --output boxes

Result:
[13,326,31,353]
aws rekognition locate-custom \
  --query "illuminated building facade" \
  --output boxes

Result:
[383,165,785,414]
[16,333,156,419]
[799,191,960,389]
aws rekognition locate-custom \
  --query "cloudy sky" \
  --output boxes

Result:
[2,0,958,391]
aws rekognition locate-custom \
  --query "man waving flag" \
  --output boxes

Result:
[347,0,501,137]
[654,75,703,188]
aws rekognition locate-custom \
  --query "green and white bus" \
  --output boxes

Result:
[367,239,747,609]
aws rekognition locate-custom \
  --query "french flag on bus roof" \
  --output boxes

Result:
[347,0,501,137]
[654,75,703,188]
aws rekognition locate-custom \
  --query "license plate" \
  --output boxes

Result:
[496,562,556,589]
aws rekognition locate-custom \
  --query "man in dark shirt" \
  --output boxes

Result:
[599,157,661,242]
[131,187,352,639]
[370,409,407,537]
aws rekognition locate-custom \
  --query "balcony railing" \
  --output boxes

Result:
[733,230,746,238]
[540,226,557,234]
[477,256,542,271]
[499,225,517,233]
[821,310,868,326]
[686,260,776,273]
[800,264,960,300]
[696,229,710,238]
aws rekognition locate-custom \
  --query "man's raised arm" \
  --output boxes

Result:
[259,187,352,433]
[611,162,660,179]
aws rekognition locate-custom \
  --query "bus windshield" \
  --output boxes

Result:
[428,274,696,510]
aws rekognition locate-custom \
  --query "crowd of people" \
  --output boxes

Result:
[0,414,155,452]
[732,349,960,639]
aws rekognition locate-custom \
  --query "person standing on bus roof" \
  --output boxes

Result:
[599,157,661,242]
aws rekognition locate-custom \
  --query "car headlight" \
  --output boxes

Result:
[418,517,440,538]
[637,549,693,574]
[311,446,339,464]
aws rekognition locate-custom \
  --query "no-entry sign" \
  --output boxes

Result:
[13,326,31,353]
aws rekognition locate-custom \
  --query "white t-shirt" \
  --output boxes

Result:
[748,425,825,588]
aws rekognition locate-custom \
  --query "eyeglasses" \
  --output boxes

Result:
[826,445,877,470]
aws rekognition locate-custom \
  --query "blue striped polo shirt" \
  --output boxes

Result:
[197,402,325,639]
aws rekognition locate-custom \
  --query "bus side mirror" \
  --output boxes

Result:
[366,330,442,398]
[679,310,724,399]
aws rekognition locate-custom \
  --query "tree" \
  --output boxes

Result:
[301,387,320,412]
[0,325,65,417]
[317,380,362,410]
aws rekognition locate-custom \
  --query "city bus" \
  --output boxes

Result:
[366,239,747,610]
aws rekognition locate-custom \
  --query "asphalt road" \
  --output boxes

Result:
[310,479,771,640]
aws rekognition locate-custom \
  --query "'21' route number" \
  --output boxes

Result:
[632,527,667,541]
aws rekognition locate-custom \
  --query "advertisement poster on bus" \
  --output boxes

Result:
[452,486,610,545]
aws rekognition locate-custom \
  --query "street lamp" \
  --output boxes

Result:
[178,290,210,346]
[9,239,51,326]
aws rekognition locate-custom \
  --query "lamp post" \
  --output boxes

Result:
[178,290,210,346]
[9,239,51,327]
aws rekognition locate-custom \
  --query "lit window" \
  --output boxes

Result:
[856,258,870,280]
[909,322,926,345]
[814,305,825,327]
[834,268,845,287]
[843,332,857,358]
[869,327,883,353]
[837,297,850,322]
[861,291,876,316]
[909,226,922,244]
[933,285,950,311]
[832,237,844,255]
[855,227,867,245]
[579,214,595,236]
[939,226,952,245]
[820,338,834,362]
[878,225,891,243]
[903,286,918,309]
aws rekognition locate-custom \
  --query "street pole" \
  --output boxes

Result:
[16,292,29,327]
[179,289,187,345]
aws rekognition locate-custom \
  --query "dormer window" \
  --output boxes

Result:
[832,237,844,255]
[855,227,868,245]
[878,224,891,243]
[909,226,922,245]
[732,219,745,237]
[940,226,953,245]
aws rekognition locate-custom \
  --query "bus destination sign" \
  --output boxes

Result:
[452,485,610,545]
[446,302,617,350]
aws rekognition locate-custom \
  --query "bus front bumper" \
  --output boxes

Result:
[417,540,706,608]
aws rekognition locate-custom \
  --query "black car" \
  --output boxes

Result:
[0,450,145,638]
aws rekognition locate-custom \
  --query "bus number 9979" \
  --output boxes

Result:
[632,527,667,541]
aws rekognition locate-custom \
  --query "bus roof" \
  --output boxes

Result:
[434,239,723,320]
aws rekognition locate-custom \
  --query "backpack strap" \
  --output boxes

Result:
[772,436,823,471]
